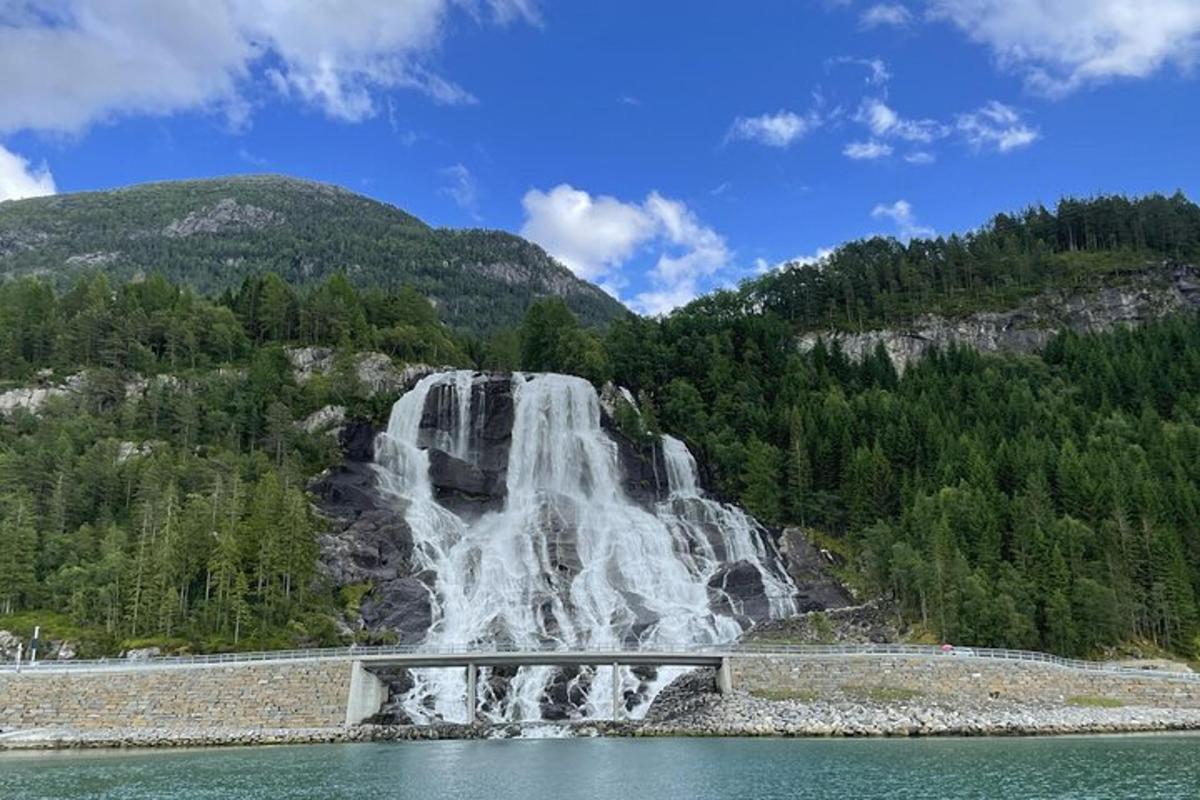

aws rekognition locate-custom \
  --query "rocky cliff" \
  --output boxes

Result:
[311,370,848,655]
[797,264,1200,372]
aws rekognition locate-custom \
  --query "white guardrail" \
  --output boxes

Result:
[2,641,1197,681]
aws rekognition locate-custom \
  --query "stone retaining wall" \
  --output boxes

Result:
[0,660,359,730]
[729,654,1200,707]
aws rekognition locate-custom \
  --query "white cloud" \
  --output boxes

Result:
[755,247,836,274]
[0,0,538,134]
[439,163,480,219]
[860,3,914,29]
[727,110,819,148]
[827,56,892,86]
[843,140,893,159]
[858,98,947,142]
[520,184,730,315]
[0,146,56,202]
[957,101,1040,152]
[872,199,935,240]
[843,98,948,159]
[928,0,1200,96]
[904,150,936,164]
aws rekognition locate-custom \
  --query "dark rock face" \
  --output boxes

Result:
[428,448,506,514]
[339,419,376,462]
[417,374,513,515]
[313,418,416,588]
[707,560,770,622]
[361,576,434,644]
[781,528,855,612]
[599,415,669,506]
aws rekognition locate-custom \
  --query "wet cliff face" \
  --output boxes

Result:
[797,264,1200,372]
[312,371,845,722]
[312,373,689,648]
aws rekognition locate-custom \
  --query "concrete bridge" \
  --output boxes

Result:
[3,643,736,723]
[4,643,1198,729]
[346,647,735,722]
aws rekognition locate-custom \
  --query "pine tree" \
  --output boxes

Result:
[0,498,38,614]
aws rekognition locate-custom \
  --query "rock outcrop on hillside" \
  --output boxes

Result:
[797,264,1200,372]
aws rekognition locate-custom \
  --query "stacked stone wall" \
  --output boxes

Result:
[0,660,354,730]
[729,655,1200,707]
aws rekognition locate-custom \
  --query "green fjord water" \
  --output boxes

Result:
[2,736,1199,799]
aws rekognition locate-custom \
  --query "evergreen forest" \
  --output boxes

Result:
[2,191,1199,662]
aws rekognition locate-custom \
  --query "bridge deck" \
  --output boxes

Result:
[4,643,1196,681]
[352,651,723,668]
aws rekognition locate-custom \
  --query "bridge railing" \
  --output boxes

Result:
[2,641,1197,680]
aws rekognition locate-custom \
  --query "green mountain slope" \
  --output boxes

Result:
[0,174,628,335]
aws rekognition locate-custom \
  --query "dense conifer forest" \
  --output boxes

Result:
[1,191,1198,661]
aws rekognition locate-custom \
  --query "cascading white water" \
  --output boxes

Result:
[373,370,796,723]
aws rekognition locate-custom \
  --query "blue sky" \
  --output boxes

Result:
[2,1,1199,313]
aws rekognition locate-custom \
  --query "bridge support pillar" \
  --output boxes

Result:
[345,660,388,726]
[611,662,621,721]
[466,662,478,723]
[717,656,733,695]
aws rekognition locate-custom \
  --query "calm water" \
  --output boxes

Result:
[2,736,1198,799]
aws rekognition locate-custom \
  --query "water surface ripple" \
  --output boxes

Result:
[2,735,1199,799]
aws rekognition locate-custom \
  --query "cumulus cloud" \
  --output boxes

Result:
[843,140,893,160]
[0,146,56,202]
[872,199,935,240]
[860,3,914,29]
[928,0,1200,96]
[727,110,820,148]
[520,184,730,315]
[904,150,936,164]
[0,0,538,133]
[957,101,1040,152]
[439,163,480,219]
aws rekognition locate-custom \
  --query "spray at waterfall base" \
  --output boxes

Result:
[365,371,796,724]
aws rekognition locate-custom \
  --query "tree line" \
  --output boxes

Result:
[515,192,1200,658]
[0,272,473,653]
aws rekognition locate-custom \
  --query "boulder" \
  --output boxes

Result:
[0,630,20,660]
[299,404,346,434]
[125,646,161,660]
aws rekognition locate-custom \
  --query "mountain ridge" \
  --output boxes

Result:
[0,174,628,336]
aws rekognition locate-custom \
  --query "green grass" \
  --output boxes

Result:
[751,688,819,702]
[0,610,84,639]
[1066,696,1124,708]
[840,684,923,703]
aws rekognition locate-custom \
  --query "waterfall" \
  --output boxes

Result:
[373,370,796,723]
